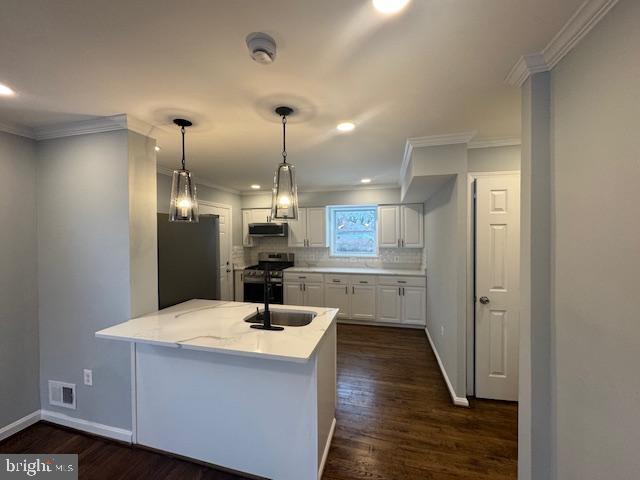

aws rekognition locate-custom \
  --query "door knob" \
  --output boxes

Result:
[479,296,490,305]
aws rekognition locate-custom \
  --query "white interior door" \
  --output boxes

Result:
[475,175,520,401]
[199,204,233,301]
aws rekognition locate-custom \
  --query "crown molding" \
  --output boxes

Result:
[506,0,619,87]
[468,136,521,149]
[400,131,477,181]
[157,166,241,195]
[0,121,35,139]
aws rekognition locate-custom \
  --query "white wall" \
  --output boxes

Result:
[157,173,243,246]
[549,0,640,477]
[0,131,40,427]
[241,187,401,209]
[37,130,157,430]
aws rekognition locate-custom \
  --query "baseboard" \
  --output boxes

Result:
[424,328,470,407]
[40,410,132,443]
[338,319,425,329]
[0,410,41,442]
[318,418,336,480]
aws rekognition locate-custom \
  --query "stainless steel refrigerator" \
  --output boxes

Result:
[157,213,220,309]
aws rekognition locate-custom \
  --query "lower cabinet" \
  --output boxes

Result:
[284,271,425,326]
[284,274,324,307]
[234,270,244,302]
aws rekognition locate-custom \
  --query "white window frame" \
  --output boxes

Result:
[328,205,378,258]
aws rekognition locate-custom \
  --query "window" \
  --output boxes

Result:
[328,205,378,257]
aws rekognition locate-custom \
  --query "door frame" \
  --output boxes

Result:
[198,200,234,299]
[465,171,520,396]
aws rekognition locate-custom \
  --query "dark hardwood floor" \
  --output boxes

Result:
[0,324,517,479]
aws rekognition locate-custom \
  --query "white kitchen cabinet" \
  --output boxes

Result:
[377,204,423,249]
[402,286,426,325]
[350,284,376,320]
[242,210,253,247]
[284,282,304,306]
[284,272,324,306]
[378,205,401,248]
[288,207,326,248]
[324,283,350,319]
[234,270,244,302]
[400,204,424,248]
[376,285,403,322]
[251,208,272,224]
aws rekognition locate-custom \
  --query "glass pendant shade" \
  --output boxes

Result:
[169,169,199,222]
[271,162,299,220]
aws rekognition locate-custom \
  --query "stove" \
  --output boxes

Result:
[243,252,294,304]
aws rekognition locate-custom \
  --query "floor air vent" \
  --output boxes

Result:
[48,380,76,409]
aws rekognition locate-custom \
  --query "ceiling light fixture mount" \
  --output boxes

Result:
[0,83,16,96]
[361,178,372,184]
[337,122,355,133]
[271,106,299,220]
[169,118,198,223]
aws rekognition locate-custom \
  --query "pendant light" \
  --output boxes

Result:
[169,118,199,223]
[271,106,299,220]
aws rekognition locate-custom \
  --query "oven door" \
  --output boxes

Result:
[243,280,283,304]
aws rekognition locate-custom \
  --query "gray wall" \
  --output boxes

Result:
[157,173,243,246]
[468,145,520,172]
[550,0,640,477]
[37,131,146,430]
[0,131,40,426]
[424,178,461,393]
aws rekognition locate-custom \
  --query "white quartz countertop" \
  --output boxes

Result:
[284,266,426,276]
[95,299,338,363]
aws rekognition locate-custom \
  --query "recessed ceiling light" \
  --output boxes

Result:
[250,184,261,190]
[155,146,161,152]
[361,178,372,184]
[337,122,355,133]
[372,0,410,14]
[0,83,16,96]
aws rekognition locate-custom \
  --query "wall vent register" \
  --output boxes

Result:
[48,380,76,409]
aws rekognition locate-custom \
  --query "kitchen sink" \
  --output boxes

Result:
[245,309,316,327]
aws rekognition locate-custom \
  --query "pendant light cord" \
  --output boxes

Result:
[181,126,186,170]
[281,114,287,163]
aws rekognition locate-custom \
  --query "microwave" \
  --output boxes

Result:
[248,222,288,237]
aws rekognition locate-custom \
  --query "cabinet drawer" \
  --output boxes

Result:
[376,275,426,287]
[324,274,350,285]
[284,272,324,284]
[349,274,377,285]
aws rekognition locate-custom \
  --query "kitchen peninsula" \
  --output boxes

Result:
[96,299,337,480]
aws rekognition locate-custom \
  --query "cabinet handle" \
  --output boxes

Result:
[332,279,340,283]
[345,286,348,295]
[398,287,401,296]
[299,276,306,279]
[398,280,407,284]
[299,284,302,291]
[402,239,405,247]
[397,239,400,248]
[352,286,355,294]
[359,281,368,284]
[402,287,405,296]
[303,284,306,291]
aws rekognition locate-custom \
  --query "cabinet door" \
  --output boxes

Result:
[401,204,424,248]
[402,287,425,325]
[376,285,402,323]
[324,283,350,319]
[351,285,376,320]
[234,271,244,302]
[251,208,271,224]
[242,210,253,247]
[304,283,324,307]
[288,208,307,247]
[284,282,304,305]
[306,207,326,247]
[378,205,401,248]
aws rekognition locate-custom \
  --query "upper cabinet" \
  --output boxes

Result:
[288,207,326,248]
[377,204,423,249]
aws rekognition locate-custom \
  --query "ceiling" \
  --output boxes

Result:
[0,0,582,192]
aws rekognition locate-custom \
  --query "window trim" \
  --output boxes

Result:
[327,204,378,258]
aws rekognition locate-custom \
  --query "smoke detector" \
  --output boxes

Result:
[246,32,277,65]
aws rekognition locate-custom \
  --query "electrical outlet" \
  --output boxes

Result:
[440,326,444,337]
[83,369,93,386]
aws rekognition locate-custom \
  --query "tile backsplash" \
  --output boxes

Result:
[236,237,424,270]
